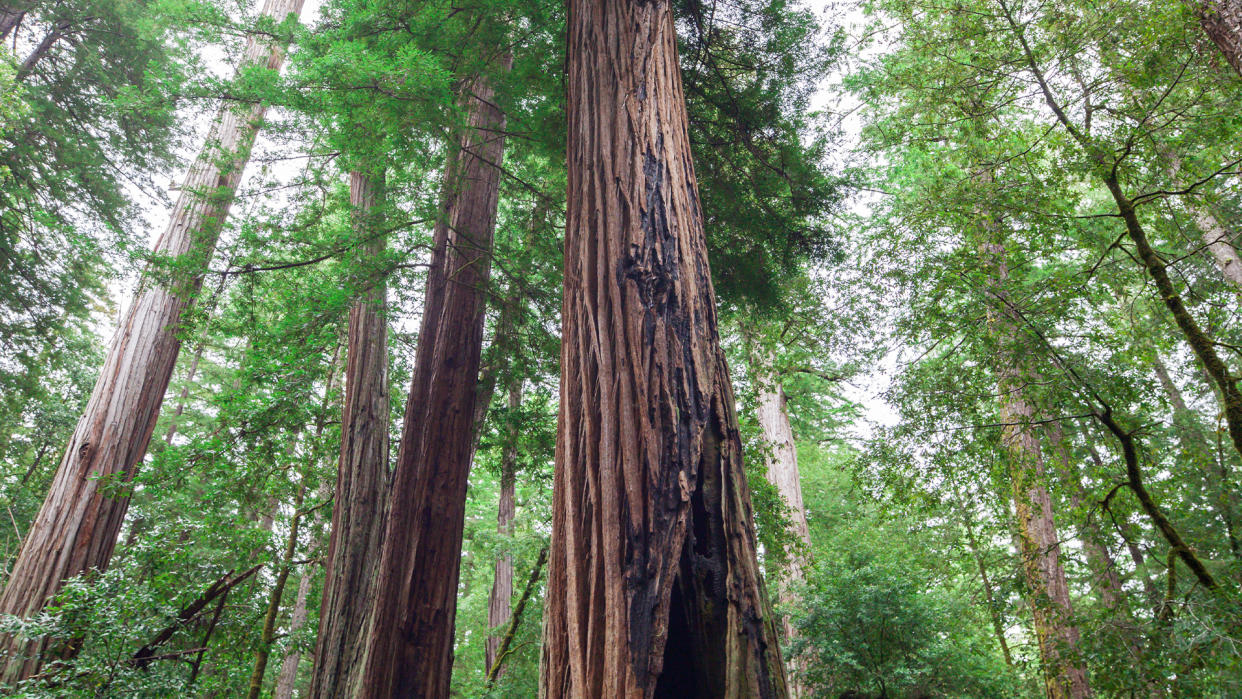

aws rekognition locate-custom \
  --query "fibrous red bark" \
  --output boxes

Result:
[308,170,391,699]
[0,0,303,683]
[540,2,788,696]
[356,67,508,698]
[1192,0,1242,75]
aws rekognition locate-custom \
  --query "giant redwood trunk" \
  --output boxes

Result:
[0,0,303,682]
[356,70,508,698]
[308,170,390,699]
[980,240,1090,699]
[1192,0,1242,75]
[539,2,788,697]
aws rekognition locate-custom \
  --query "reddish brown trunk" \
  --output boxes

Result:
[356,67,508,699]
[0,0,303,682]
[1192,0,1242,74]
[980,240,1090,699]
[308,170,390,699]
[485,381,521,676]
[540,2,787,696]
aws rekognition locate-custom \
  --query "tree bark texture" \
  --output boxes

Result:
[980,241,1091,699]
[0,0,303,683]
[540,2,788,697]
[356,68,508,699]
[308,170,390,699]
[485,380,521,676]
[1193,0,1242,75]
[752,364,811,696]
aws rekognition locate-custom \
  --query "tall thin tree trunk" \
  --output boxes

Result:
[751,359,812,696]
[15,19,67,81]
[308,170,390,699]
[1191,0,1242,74]
[485,380,521,676]
[540,2,788,696]
[272,561,312,699]
[246,484,306,699]
[980,239,1090,699]
[0,0,303,682]
[357,63,509,699]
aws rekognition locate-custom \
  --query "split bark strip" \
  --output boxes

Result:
[1190,0,1242,75]
[541,1,788,696]
[486,545,547,687]
[1001,0,1242,465]
[0,0,305,683]
[130,564,263,669]
[979,236,1090,699]
[308,170,391,699]
[485,380,522,676]
[357,59,510,699]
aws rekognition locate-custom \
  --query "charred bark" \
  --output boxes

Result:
[540,2,788,696]
[308,170,391,699]
[356,65,508,699]
[0,0,303,683]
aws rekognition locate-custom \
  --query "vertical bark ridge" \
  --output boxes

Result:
[308,170,390,699]
[357,61,509,699]
[540,2,787,696]
[0,0,304,682]
[1192,0,1242,75]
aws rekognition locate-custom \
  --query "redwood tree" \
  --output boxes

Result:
[0,0,304,682]
[1192,0,1242,74]
[539,1,788,696]
[308,170,390,699]
[356,67,508,698]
